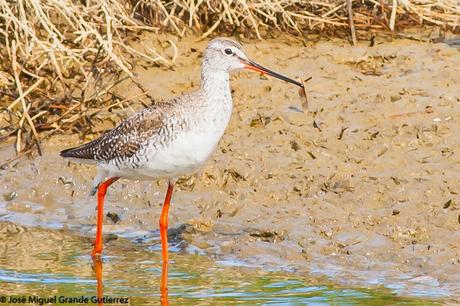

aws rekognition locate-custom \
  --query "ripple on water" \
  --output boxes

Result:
[0,222,441,305]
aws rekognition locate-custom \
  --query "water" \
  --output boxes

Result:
[0,223,439,305]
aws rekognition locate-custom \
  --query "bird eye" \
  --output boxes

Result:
[224,48,233,55]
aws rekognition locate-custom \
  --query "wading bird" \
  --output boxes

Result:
[60,37,304,296]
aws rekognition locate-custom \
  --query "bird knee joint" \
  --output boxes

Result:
[159,219,168,229]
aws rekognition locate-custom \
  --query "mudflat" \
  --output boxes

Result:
[1,36,459,302]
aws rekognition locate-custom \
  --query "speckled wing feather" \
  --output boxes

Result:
[60,106,165,162]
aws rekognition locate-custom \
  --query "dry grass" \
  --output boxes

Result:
[0,0,174,157]
[130,0,459,38]
[0,0,458,160]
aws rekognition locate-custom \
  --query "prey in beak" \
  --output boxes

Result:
[239,58,304,88]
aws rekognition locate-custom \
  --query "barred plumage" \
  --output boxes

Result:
[60,104,167,162]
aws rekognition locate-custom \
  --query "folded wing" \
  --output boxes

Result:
[60,107,165,163]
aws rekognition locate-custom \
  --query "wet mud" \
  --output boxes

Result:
[1,36,460,302]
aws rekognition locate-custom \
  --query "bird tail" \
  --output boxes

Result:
[60,145,94,159]
[59,147,77,158]
[60,145,103,195]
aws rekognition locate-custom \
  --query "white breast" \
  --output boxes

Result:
[127,104,231,180]
[148,129,222,177]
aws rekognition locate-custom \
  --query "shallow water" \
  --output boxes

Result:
[0,223,439,305]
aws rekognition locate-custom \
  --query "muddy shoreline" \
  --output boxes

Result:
[1,36,460,302]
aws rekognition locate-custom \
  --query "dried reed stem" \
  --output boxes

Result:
[347,0,357,45]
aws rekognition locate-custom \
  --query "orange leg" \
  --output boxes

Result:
[160,182,174,305]
[92,177,119,258]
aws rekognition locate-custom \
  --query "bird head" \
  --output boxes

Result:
[204,37,304,88]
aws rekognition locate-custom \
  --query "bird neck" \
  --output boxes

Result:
[198,64,233,137]
[200,64,231,104]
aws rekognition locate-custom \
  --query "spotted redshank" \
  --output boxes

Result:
[60,37,304,294]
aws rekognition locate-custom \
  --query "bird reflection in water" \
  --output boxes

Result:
[91,257,169,306]
[92,258,104,306]
[160,257,169,306]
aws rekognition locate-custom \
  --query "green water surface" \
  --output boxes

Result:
[0,224,441,305]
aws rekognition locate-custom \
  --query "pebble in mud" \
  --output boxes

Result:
[248,229,285,243]
[106,212,120,224]
[3,191,17,201]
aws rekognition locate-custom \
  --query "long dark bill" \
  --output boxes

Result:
[241,59,304,88]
